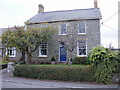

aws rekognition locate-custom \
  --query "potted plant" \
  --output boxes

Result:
[51,57,56,64]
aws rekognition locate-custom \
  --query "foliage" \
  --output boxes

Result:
[2,26,27,63]
[94,60,113,84]
[2,26,56,64]
[109,51,120,73]
[72,57,89,65]
[51,57,56,61]
[13,65,95,82]
[3,55,9,62]
[88,46,119,84]
[88,46,110,67]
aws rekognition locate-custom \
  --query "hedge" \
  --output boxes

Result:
[72,57,90,65]
[13,65,95,82]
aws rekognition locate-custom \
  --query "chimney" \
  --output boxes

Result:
[38,4,44,13]
[94,0,98,8]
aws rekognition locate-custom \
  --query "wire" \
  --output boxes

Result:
[101,9,120,24]
[101,24,119,31]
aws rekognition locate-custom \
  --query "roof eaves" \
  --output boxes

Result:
[27,17,101,25]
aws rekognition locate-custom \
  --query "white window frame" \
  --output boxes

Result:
[6,47,16,57]
[78,22,86,35]
[59,23,68,35]
[38,43,47,57]
[77,41,87,57]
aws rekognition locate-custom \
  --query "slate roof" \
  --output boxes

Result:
[26,8,102,24]
[0,28,7,35]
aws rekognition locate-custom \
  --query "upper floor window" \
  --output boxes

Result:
[59,23,68,35]
[78,22,86,34]
[77,41,87,57]
[39,43,47,57]
[6,47,16,57]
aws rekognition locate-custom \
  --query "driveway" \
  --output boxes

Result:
[1,68,119,89]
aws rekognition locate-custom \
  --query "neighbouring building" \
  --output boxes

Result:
[3,0,102,63]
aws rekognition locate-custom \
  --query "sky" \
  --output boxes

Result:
[0,0,119,48]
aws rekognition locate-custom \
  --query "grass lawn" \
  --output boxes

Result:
[0,61,8,65]
[27,64,92,67]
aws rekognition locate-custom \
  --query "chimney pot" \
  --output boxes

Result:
[38,4,44,13]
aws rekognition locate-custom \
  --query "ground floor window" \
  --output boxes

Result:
[77,41,87,56]
[39,43,47,57]
[6,47,16,57]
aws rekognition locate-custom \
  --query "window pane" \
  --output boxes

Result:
[78,42,86,56]
[40,43,47,56]
[6,47,16,57]
[79,22,86,33]
[60,24,67,34]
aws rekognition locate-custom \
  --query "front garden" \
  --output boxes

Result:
[13,46,120,85]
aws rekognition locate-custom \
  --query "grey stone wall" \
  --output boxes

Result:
[27,19,101,62]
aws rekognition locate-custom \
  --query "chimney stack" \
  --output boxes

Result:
[94,0,98,8]
[38,4,44,13]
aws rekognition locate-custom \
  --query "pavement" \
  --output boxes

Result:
[0,68,119,89]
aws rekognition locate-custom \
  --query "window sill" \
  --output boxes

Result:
[78,33,86,35]
[59,34,67,36]
[9,56,16,57]
[77,55,87,57]
[38,55,47,58]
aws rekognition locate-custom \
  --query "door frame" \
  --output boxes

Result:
[59,45,67,62]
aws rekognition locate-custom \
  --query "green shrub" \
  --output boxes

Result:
[88,46,119,84]
[88,46,110,67]
[72,57,89,65]
[51,57,56,61]
[94,60,113,84]
[13,65,95,82]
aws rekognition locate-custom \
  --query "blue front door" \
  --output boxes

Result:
[60,46,67,61]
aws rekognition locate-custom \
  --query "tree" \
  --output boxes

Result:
[58,24,78,65]
[2,26,55,64]
[2,26,27,63]
[25,26,55,63]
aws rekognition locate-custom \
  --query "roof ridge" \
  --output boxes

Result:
[41,8,99,14]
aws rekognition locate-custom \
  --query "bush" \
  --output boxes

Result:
[88,46,119,84]
[88,46,110,67]
[13,65,95,82]
[94,60,113,84]
[51,57,56,61]
[72,57,89,65]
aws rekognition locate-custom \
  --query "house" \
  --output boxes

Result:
[0,28,3,59]
[0,28,7,59]
[4,0,102,63]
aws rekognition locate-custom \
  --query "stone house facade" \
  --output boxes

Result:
[3,2,102,63]
[24,4,102,62]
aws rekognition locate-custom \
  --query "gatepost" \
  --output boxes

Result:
[7,62,15,76]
